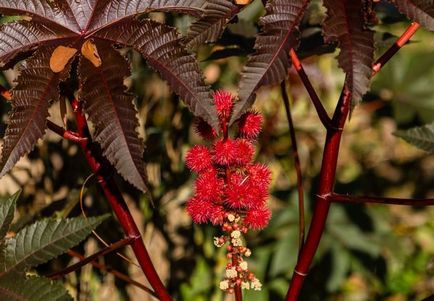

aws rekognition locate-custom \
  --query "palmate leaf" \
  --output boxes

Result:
[0,191,20,241]
[0,1,216,188]
[231,0,310,124]
[391,0,434,31]
[79,41,148,192]
[1,215,107,273]
[395,123,434,152]
[95,19,218,129]
[185,0,239,50]
[323,0,375,106]
[0,274,72,301]
[0,47,60,178]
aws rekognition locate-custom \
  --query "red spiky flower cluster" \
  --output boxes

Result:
[185,90,271,293]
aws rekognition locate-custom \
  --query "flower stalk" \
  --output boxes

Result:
[185,91,271,298]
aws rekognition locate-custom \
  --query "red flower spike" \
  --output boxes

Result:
[213,139,237,166]
[244,207,271,230]
[238,111,263,139]
[186,197,213,224]
[195,170,224,202]
[234,139,255,165]
[195,118,218,140]
[186,145,212,172]
[185,90,270,293]
[213,90,234,120]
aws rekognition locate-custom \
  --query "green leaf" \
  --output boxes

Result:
[0,190,20,241]
[395,123,434,153]
[1,215,108,273]
[0,274,72,301]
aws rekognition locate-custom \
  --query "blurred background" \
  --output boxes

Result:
[1,1,434,300]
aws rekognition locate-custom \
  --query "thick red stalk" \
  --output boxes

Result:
[285,22,421,301]
[285,87,351,301]
[71,99,172,301]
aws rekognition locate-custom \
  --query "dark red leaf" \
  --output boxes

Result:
[79,41,148,192]
[0,22,75,69]
[0,47,59,177]
[323,0,374,106]
[95,19,219,129]
[87,0,207,32]
[185,0,239,50]
[231,0,310,124]
[391,0,434,31]
[0,0,80,32]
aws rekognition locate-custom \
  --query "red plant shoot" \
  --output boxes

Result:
[185,91,271,293]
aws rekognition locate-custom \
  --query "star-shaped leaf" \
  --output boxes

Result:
[0,0,217,192]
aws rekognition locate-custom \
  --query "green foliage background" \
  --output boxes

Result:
[1,1,434,301]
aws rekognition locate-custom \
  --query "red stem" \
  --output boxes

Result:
[67,249,157,297]
[285,22,421,301]
[281,82,305,252]
[289,49,334,130]
[372,22,420,75]
[70,99,172,301]
[285,87,351,301]
[49,237,134,279]
[329,193,434,206]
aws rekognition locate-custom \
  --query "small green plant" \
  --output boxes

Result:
[0,191,107,300]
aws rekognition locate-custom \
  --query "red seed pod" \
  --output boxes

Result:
[185,145,212,172]
[238,111,263,139]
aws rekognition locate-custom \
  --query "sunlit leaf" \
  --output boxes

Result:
[49,45,77,73]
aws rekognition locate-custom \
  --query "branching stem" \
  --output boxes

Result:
[48,237,134,279]
[372,22,420,75]
[289,49,334,130]
[285,22,421,301]
[67,249,157,298]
